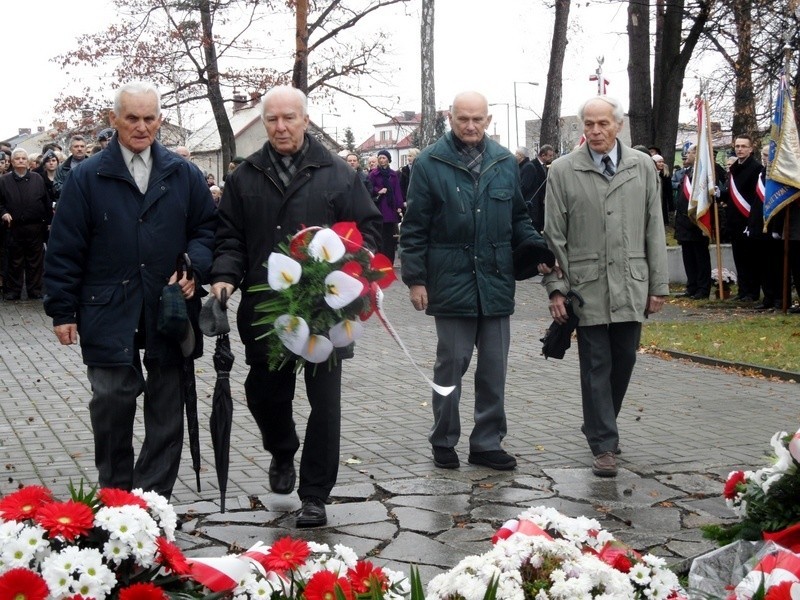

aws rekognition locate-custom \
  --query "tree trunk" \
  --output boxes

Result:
[627,0,652,146]
[540,0,570,151]
[731,0,757,138]
[419,0,436,149]
[199,0,235,168]
[293,0,309,93]
[652,0,711,171]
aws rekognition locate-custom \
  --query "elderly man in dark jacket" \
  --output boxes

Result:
[0,148,51,300]
[400,91,549,473]
[44,81,217,499]
[210,85,381,528]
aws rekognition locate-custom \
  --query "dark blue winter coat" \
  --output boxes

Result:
[43,137,217,367]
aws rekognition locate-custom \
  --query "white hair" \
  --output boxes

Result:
[10,148,28,159]
[578,95,624,124]
[114,81,162,117]
[261,85,308,119]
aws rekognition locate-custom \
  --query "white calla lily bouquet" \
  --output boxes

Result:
[250,222,396,371]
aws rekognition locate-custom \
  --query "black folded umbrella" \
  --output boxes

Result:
[209,290,233,513]
[541,290,585,359]
[176,253,201,492]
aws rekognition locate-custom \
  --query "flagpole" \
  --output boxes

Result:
[704,98,725,301]
[781,35,793,313]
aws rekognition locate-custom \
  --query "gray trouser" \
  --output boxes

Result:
[576,322,641,455]
[87,357,184,499]
[430,315,510,451]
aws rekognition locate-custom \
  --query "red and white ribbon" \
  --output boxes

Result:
[374,288,455,397]
[729,175,752,217]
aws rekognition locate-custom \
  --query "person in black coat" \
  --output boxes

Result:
[0,148,51,300]
[210,85,381,528]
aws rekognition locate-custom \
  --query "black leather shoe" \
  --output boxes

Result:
[432,446,459,469]
[268,456,296,495]
[468,449,517,470]
[296,496,327,528]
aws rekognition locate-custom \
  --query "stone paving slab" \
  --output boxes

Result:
[0,283,797,588]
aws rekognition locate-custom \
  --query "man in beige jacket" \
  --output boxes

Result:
[543,96,669,477]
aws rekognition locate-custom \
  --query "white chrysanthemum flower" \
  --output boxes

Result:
[132,488,178,540]
[73,569,114,600]
[642,554,667,569]
[1,538,36,568]
[629,562,652,585]
[18,524,49,555]
[0,520,24,542]
[129,529,158,566]
[308,541,330,553]
[102,538,130,564]
[333,543,359,566]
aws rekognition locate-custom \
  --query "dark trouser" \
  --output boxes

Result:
[244,362,342,501]
[758,237,784,307]
[577,322,642,456]
[791,240,800,300]
[380,222,397,264]
[731,236,759,299]
[430,315,510,452]
[87,356,184,499]
[680,239,711,297]
[5,223,44,298]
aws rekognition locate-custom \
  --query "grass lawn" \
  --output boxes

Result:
[642,305,800,374]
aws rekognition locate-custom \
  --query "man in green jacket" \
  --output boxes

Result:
[400,91,549,471]
[544,96,669,478]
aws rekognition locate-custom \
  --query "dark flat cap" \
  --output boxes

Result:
[512,238,556,281]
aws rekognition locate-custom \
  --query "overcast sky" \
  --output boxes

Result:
[2,0,653,149]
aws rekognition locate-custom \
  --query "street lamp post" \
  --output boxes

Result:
[513,81,539,148]
[488,103,511,149]
[321,112,340,141]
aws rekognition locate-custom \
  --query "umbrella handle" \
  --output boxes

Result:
[176,253,194,281]
[220,287,228,310]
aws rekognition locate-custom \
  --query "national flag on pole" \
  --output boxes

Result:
[764,74,800,231]
[688,97,715,237]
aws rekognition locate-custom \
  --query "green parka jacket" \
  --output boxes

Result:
[399,132,544,317]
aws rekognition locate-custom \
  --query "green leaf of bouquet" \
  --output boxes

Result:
[408,565,426,600]
[248,283,271,292]
[483,574,499,600]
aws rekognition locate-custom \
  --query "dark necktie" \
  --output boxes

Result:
[602,154,615,178]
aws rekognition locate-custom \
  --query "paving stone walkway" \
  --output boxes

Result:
[0,280,796,588]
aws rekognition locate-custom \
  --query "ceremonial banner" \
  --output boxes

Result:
[764,74,800,231]
[688,98,715,237]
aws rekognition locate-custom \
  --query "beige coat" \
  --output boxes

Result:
[543,143,669,326]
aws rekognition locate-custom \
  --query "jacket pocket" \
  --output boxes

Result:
[488,188,513,237]
[628,252,649,282]
[80,284,115,305]
[568,253,600,284]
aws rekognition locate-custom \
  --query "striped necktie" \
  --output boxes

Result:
[601,154,615,178]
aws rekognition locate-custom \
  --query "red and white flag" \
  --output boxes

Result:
[688,98,716,238]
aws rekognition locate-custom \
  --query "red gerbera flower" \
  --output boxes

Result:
[98,488,148,509]
[304,570,354,600]
[369,253,397,288]
[724,471,747,499]
[118,582,168,600]
[0,568,49,600]
[263,536,311,572]
[331,221,364,253]
[35,500,94,541]
[0,486,53,521]
[156,536,191,575]
[347,560,387,594]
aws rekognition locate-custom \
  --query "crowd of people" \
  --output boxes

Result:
[2,79,799,532]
